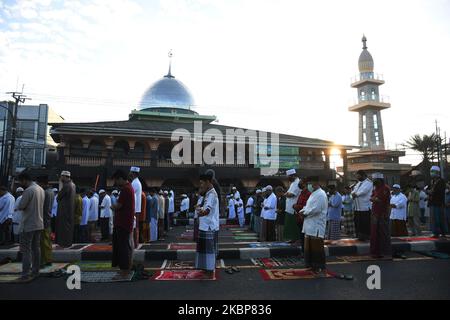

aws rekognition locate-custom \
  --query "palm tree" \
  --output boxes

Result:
[403,133,438,183]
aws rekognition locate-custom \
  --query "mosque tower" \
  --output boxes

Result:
[345,35,411,185]
[349,35,390,150]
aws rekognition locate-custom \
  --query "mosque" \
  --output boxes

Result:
[48,54,356,194]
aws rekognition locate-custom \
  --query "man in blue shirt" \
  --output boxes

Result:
[326,185,342,240]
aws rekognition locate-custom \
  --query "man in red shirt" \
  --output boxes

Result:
[111,170,135,279]
[370,172,392,258]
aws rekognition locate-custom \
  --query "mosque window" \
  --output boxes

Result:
[371,89,376,100]
[363,115,367,129]
[373,114,378,129]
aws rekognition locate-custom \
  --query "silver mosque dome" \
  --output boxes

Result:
[358,35,374,73]
[139,65,195,111]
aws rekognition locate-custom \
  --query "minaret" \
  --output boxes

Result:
[349,35,390,150]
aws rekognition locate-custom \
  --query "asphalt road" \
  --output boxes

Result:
[1,258,449,300]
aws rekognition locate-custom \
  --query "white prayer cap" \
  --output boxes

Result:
[255,189,262,194]
[266,185,273,191]
[16,187,24,193]
[158,190,163,194]
[372,172,384,179]
[261,187,267,192]
[112,190,119,195]
[232,186,237,190]
[181,194,187,197]
[99,189,106,194]
[130,166,141,173]
[60,170,71,177]
[286,169,296,176]
[52,188,58,193]
[430,166,441,172]
[392,184,401,189]
[163,191,168,195]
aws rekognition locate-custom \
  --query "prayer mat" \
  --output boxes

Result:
[0,244,19,250]
[234,236,259,240]
[77,261,117,271]
[232,233,257,236]
[220,225,241,229]
[248,242,293,248]
[168,243,196,250]
[396,237,438,242]
[259,268,336,281]
[251,257,305,268]
[162,260,224,270]
[0,274,22,283]
[83,244,112,252]
[0,262,69,274]
[337,255,393,263]
[324,239,363,246]
[152,269,217,281]
[81,271,135,283]
[414,251,450,259]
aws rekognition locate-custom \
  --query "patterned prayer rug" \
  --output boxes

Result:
[248,242,293,248]
[0,274,22,283]
[81,271,135,283]
[337,255,393,263]
[395,237,439,242]
[76,261,117,271]
[162,260,224,270]
[83,244,112,252]
[152,269,217,281]
[251,257,305,268]
[259,268,336,280]
[234,236,259,241]
[414,251,450,259]
[324,239,363,246]
[0,262,69,274]
[168,243,196,250]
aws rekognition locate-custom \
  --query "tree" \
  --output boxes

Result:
[403,133,438,183]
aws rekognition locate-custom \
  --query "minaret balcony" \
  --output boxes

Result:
[351,73,385,88]
[349,96,391,112]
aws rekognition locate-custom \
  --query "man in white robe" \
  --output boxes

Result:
[130,166,142,247]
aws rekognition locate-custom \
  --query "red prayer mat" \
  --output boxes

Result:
[152,270,217,281]
[83,244,112,252]
[395,237,439,242]
[259,268,336,280]
[325,239,364,246]
[168,243,196,250]
[162,260,223,270]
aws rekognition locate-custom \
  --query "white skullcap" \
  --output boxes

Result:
[60,171,71,177]
[286,169,296,176]
[261,187,267,192]
[130,166,140,173]
[52,188,58,192]
[163,191,168,195]
[431,166,441,172]
[256,189,262,194]
[232,186,237,190]
[112,190,119,194]
[392,184,401,189]
[372,172,384,179]
[16,187,24,193]
[266,185,273,191]
[99,189,106,194]
[182,194,187,197]
[158,190,163,194]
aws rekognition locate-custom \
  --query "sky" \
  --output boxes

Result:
[1,0,449,166]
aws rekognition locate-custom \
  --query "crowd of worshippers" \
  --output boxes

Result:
[227,167,450,274]
[0,166,219,281]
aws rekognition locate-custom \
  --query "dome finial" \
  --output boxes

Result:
[165,49,174,78]
[362,34,368,50]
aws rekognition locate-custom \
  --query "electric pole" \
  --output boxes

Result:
[5,92,31,188]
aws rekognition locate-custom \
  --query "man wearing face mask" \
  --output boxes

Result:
[427,166,447,238]
[351,170,373,241]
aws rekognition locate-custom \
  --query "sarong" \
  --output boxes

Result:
[276,224,284,241]
[283,213,300,241]
[259,218,267,242]
[430,206,447,235]
[354,210,371,241]
[112,227,134,270]
[195,230,217,271]
[326,220,341,240]
[370,215,391,257]
[158,219,165,239]
[193,218,199,242]
[40,228,53,265]
[149,218,158,242]
[342,210,355,237]
[238,210,245,227]
[304,235,325,270]
[390,219,408,237]
[254,215,261,234]
[265,220,276,242]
